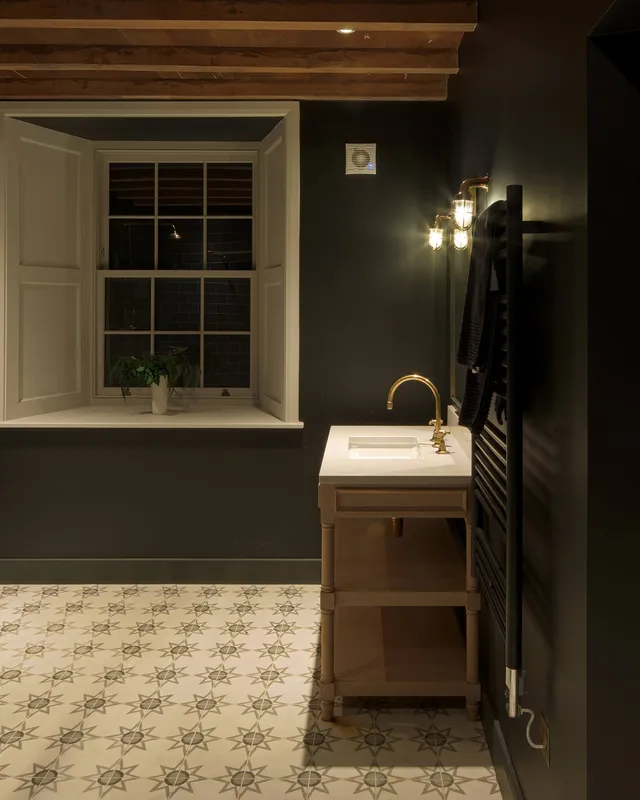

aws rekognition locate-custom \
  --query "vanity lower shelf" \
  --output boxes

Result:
[332,606,473,699]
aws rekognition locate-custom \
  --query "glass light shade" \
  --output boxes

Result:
[452,198,474,230]
[453,229,469,250]
[428,226,445,251]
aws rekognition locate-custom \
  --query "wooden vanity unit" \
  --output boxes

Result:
[318,426,480,722]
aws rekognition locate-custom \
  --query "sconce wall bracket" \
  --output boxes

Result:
[456,175,490,199]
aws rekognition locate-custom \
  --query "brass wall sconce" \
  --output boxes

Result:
[428,213,451,251]
[428,175,488,252]
[452,175,489,230]
[428,212,469,251]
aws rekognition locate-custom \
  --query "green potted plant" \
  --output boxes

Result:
[111,347,195,415]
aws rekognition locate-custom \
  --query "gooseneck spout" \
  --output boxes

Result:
[386,373,443,435]
[386,373,450,453]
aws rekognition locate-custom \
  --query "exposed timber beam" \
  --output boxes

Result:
[0,45,459,74]
[0,1,479,33]
[0,75,449,101]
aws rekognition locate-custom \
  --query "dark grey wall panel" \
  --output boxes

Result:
[587,36,640,800]
[0,102,451,564]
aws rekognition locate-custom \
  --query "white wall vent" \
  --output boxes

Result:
[345,143,376,175]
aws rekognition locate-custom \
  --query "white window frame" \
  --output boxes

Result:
[0,101,300,427]
[96,146,258,400]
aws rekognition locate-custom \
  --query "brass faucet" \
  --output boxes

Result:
[386,373,450,454]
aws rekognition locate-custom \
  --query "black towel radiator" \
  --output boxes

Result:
[472,184,524,720]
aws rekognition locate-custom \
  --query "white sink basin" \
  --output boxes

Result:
[348,436,422,460]
[320,426,468,485]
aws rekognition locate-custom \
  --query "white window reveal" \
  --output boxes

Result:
[97,151,257,400]
[0,101,301,428]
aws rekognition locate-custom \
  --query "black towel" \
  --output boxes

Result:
[457,201,506,369]
[457,202,506,434]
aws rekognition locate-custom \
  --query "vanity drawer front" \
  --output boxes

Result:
[334,488,467,517]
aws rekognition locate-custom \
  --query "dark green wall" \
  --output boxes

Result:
[449,1,611,799]
[0,102,451,577]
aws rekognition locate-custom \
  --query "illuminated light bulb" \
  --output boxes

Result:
[453,229,469,251]
[428,227,445,251]
[337,28,356,34]
[452,197,474,230]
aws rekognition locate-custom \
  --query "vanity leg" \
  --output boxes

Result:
[320,520,336,722]
[466,700,480,722]
[466,516,481,722]
[466,611,480,722]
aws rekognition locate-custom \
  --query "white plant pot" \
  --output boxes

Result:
[151,375,169,415]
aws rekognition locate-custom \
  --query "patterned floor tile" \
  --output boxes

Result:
[0,585,502,799]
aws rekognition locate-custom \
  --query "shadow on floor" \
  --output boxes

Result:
[299,633,499,798]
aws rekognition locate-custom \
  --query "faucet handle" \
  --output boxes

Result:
[429,419,445,442]
[432,429,450,455]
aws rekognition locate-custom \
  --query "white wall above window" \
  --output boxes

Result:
[0,101,301,428]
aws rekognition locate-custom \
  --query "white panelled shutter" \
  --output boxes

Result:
[258,115,299,423]
[3,118,93,420]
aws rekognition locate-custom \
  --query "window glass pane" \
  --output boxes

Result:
[158,219,204,270]
[203,335,250,388]
[154,334,200,388]
[207,163,253,216]
[204,278,250,332]
[104,334,150,387]
[105,278,151,331]
[159,163,203,216]
[109,219,154,270]
[155,279,201,332]
[206,219,252,270]
[109,163,155,216]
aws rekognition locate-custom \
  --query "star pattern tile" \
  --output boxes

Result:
[0,584,502,799]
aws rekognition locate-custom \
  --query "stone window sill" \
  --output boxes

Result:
[0,403,303,429]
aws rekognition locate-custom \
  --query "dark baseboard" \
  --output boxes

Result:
[482,692,524,800]
[0,558,321,584]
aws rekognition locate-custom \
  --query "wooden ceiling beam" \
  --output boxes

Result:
[0,76,449,101]
[0,29,464,50]
[0,1,478,32]
[0,45,458,74]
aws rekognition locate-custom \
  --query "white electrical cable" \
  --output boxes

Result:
[520,708,546,750]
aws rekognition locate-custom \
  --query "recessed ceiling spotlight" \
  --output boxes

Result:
[337,28,356,34]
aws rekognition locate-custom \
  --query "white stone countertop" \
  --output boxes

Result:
[319,425,472,487]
